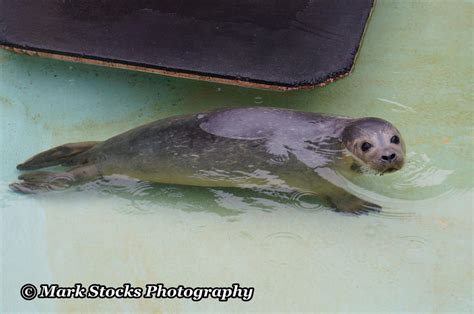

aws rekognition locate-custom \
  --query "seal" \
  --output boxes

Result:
[10,107,406,213]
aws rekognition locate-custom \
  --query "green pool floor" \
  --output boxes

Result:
[1,0,472,312]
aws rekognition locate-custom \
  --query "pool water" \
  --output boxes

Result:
[1,1,472,312]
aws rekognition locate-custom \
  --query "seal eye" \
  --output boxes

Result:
[391,135,400,144]
[361,142,372,152]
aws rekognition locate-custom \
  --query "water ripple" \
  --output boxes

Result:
[261,231,309,265]
[289,191,325,211]
[395,152,454,188]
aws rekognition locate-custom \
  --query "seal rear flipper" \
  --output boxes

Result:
[10,172,73,193]
[10,165,100,194]
[16,141,101,170]
[9,181,69,194]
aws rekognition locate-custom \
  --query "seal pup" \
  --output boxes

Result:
[10,107,405,213]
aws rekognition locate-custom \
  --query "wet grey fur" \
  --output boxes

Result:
[11,107,406,214]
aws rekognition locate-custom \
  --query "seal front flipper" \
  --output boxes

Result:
[16,141,101,170]
[324,187,381,215]
[10,165,100,194]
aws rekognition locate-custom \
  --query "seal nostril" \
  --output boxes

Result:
[382,153,397,161]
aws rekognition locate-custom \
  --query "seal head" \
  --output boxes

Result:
[341,117,405,174]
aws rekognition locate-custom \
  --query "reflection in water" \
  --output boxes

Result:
[254,96,264,105]
[377,98,417,113]
[79,176,310,216]
[70,172,420,220]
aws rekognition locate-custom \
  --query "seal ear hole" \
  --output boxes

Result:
[390,135,400,144]
[361,142,372,152]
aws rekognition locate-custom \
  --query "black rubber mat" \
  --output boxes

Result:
[0,0,375,90]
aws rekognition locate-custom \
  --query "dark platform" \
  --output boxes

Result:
[0,0,375,90]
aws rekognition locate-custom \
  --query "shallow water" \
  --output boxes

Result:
[1,1,472,312]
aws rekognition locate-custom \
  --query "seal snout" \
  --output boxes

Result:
[379,152,404,174]
[381,152,397,162]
